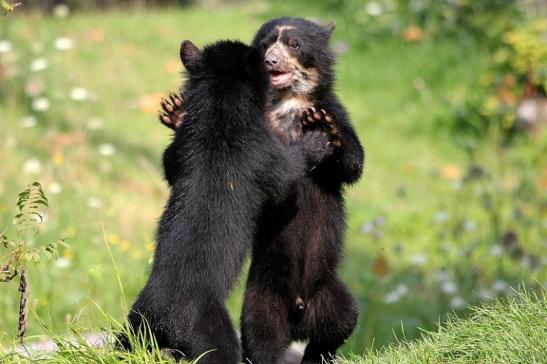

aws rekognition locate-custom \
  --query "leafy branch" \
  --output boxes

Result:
[0,182,68,343]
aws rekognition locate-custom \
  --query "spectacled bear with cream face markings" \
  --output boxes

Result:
[158,17,364,364]
[124,39,334,364]
[241,17,364,364]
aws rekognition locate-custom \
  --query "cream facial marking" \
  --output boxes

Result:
[264,26,319,95]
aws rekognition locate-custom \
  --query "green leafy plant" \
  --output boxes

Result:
[0,182,67,343]
[443,18,547,142]
[0,0,21,18]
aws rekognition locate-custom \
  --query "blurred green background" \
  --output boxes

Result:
[0,0,546,356]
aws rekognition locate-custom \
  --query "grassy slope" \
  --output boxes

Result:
[342,290,547,364]
[0,2,545,357]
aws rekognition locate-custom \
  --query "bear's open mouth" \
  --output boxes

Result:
[269,71,292,88]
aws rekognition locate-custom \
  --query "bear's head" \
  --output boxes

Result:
[180,39,268,99]
[251,17,335,96]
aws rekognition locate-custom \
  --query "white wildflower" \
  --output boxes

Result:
[87,118,104,130]
[52,4,70,19]
[441,281,457,295]
[0,40,13,54]
[54,37,73,51]
[434,270,452,282]
[360,222,374,234]
[30,58,49,72]
[490,244,503,257]
[383,284,408,304]
[492,279,509,293]
[86,197,102,209]
[48,182,62,194]
[476,288,494,300]
[449,296,466,310]
[98,143,116,156]
[55,257,71,269]
[433,211,449,224]
[463,219,477,232]
[409,253,427,266]
[20,116,37,128]
[70,87,89,101]
[365,2,383,16]
[23,159,42,175]
[32,97,50,112]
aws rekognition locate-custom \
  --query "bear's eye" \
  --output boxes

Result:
[287,39,299,49]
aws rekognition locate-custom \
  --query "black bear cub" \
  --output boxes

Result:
[241,18,365,364]
[125,39,332,363]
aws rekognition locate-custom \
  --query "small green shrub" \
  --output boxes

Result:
[1,182,67,342]
[444,18,547,141]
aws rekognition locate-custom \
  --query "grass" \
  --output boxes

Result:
[1,289,544,363]
[0,1,546,360]
[341,289,547,363]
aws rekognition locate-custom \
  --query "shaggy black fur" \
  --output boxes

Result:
[126,39,332,363]
[240,17,365,364]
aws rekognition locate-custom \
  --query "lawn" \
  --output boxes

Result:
[0,2,545,360]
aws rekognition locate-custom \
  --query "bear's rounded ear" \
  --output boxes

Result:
[180,40,202,71]
[323,21,335,38]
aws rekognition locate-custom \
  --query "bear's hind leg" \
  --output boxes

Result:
[183,297,241,364]
[301,278,358,364]
[241,284,292,364]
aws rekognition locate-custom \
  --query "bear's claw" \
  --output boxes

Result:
[159,92,186,130]
[301,106,342,148]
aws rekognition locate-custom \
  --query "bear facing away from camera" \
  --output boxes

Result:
[125,39,333,364]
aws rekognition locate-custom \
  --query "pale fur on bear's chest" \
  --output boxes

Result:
[267,96,311,145]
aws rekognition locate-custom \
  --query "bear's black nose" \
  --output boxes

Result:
[265,54,279,67]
